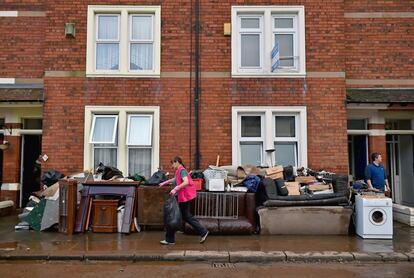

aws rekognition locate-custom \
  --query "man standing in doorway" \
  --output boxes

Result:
[365,152,391,193]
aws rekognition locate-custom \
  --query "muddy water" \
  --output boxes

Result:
[1,215,414,254]
[1,261,414,278]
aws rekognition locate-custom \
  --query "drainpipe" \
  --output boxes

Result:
[194,0,201,169]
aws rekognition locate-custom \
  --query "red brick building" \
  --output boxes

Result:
[0,1,413,214]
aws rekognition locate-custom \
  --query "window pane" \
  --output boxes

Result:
[98,15,118,40]
[128,116,152,145]
[23,119,42,129]
[129,148,152,178]
[385,119,412,130]
[347,119,366,130]
[94,148,117,168]
[96,43,119,70]
[131,16,152,40]
[240,142,262,166]
[130,43,153,70]
[274,142,296,166]
[274,18,293,28]
[241,116,261,137]
[275,116,295,137]
[241,34,260,67]
[275,34,293,67]
[241,18,260,29]
[92,117,117,143]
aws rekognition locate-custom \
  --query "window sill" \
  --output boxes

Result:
[86,72,160,78]
[231,72,306,78]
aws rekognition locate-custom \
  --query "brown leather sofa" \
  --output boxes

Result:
[184,192,257,235]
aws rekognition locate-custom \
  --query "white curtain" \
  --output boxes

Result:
[94,148,117,168]
[131,16,152,40]
[97,15,119,70]
[130,43,153,70]
[98,15,118,40]
[130,16,153,70]
[96,44,119,70]
[129,148,152,178]
[92,117,116,143]
[128,116,152,145]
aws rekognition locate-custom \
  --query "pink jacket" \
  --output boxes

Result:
[175,165,196,203]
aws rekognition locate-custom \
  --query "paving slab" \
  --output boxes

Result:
[378,252,409,262]
[229,251,285,263]
[352,252,382,261]
[404,250,414,261]
[285,251,354,262]
[184,251,229,262]
[161,251,185,261]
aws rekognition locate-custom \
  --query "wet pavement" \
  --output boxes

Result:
[0,214,414,261]
[1,261,414,278]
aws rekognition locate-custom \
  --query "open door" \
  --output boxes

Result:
[400,135,414,207]
[21,135,41,207]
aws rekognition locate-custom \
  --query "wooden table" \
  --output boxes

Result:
[74,181,140,234]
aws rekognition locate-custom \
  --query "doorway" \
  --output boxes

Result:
[21,135,42,207]
[348,135,368,181]
[387,134,414,206]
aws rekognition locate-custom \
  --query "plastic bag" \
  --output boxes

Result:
[242,175,261,193]
[163,196,182,231]
[147,170,167,185]
[41,170,65,187]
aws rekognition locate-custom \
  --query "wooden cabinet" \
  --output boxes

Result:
[59,179,78,235]
[92,199,118,233]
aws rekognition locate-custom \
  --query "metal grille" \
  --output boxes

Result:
[195,192,238,219]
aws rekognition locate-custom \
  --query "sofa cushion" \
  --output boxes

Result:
[184,218,219,234]
[219,217,255,234]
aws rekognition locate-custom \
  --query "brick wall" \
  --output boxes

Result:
[345,1,414,82]
[8,1,413,178]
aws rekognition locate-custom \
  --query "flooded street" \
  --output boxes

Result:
[1,261,414,278]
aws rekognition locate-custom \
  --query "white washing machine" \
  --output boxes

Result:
[355,194,393,239]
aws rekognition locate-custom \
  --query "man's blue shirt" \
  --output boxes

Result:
[365,163,387,191]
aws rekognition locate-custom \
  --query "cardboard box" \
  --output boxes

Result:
[295,176,317,184]
[308,183,331,192]
[266,172,284,180]
[266,165,283,175]
[285,182,300,195]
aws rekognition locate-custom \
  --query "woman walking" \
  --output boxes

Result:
[159,156,209,245]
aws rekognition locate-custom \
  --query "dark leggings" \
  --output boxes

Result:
[165,200,208,243]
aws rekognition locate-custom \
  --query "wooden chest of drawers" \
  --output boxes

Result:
[92,199,118,233]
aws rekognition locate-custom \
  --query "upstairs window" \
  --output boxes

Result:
[87,6,161,77]
[232,6,306,77]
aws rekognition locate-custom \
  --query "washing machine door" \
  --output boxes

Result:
[369,208,387,226]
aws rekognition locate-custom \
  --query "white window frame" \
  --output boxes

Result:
[232,106,307,167]
[232,6,306,77]
[238,15,264,73]
[272,15,298,72]
[128,14,155,72]
[273,114,299,166]
[87,5,161,77]
[238,114,265,165]
[126,114,153,146]
[89,115,119,144]
[95,14,120,72]
[84,106,160,176]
